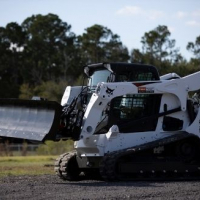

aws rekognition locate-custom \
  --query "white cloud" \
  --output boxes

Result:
[186,20,200,27]
[116,6,164,20]
[116,6,143,16]
[148,10,164,20]
[192,10,200,17]
[176,11,188,19]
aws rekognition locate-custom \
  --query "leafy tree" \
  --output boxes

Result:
[141,25,179,62]
[130,49,146,63]
[131,25,181,75]
[18,83,34,100]
[187,35,200,59]
[21,14,78,85]
[19,80,68,102]
[186,35,200,70]
[0,23,25,98]
[78,24,129,63]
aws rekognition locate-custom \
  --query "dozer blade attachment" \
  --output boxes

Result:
[0,99,62,142]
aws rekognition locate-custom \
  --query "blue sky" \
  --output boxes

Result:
[0,0,200,60]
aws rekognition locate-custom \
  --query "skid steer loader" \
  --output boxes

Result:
[1,62,200,181]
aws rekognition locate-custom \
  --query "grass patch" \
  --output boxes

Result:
[0,156,58,178]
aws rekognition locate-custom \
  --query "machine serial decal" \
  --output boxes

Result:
[138,87,154,93]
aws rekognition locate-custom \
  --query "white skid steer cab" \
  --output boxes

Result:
[1,62,200,181]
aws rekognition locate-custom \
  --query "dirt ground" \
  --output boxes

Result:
[0,175,200,200]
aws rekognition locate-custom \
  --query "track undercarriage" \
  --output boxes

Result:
[54,134,200,181]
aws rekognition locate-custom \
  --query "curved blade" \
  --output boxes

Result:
[0,99,62,142]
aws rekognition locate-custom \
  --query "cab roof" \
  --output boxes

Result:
[84,62,160,80]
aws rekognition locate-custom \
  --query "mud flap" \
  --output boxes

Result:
[0,99,62,142]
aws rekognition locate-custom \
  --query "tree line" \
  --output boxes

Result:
[0,13,199,101]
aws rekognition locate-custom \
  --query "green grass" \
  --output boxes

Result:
[0,156,58,178]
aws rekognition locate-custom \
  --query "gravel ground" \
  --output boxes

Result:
[0,175,200,200]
